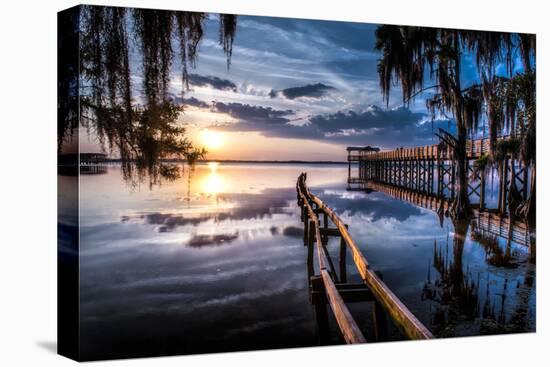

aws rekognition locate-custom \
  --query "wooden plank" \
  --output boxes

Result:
[321,269,367,344]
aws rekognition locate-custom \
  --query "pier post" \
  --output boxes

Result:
[373,300,388,341]
[522,164,529,200]
[322,212,328,246]
[404,160,409,189]
[307,223,314,280]
[339,237,347,284]
[309,219,315,245]
[372,271,388,340]
[310,276,330,345]
[303,215,309,246]
[414,159,422,191]
[480,173,486,210]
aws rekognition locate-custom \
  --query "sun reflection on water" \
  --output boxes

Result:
[201,162,226,197]
[208,162,219,172]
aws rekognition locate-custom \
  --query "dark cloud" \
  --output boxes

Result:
[143,213,209,232]
[185,94,454,148]
[310,106,423,132]
[188,74,237,92]
[187,233,239,248]
[209,101,325,140]
[211,101,293,125]
[178,96,211,109]
[271,83,336,100]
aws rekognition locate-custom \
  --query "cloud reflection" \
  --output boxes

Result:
[188,233,239,248]
[318,189,425,222]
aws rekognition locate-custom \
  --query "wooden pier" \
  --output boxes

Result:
[347,136,532,216]
[296,173,433,344]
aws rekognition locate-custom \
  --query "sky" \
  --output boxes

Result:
[79,12,496,161]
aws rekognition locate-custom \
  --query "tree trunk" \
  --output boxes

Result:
[450,40,471,220]
[451,218,469,297]
[507,154,522,219]
[451,127,471,219]
[520,163,536,223]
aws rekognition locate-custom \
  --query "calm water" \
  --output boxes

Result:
[63,162,535,359]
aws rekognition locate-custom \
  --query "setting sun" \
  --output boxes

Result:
[200,129,225,150]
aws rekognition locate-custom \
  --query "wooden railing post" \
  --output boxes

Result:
[310,275,330,345]
[372,271,388,340]
[339,236,347,284]
[303,214,309,246]
[480,174,486,210]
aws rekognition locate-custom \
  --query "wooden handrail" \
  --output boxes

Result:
[297,179,367,344]
[298,173,433,341]
[351,135,512,161]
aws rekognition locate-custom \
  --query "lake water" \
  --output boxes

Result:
[63,162,535,359]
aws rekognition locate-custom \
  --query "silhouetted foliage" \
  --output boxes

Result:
[375,26,535,220]
[59,5,237,188]
[58,7,80,153]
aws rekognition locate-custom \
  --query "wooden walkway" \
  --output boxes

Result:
[348,136,493,161]
[347,136,530,215]
[296,173,433,344]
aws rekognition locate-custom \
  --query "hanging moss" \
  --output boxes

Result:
[375,26,536,219]
[75,5,238,187]
[219,14,237,68]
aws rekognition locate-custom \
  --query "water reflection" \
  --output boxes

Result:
[188,233,239,247]
[73,163,535,359]
[201,163,226,197]
[316,179,535,339]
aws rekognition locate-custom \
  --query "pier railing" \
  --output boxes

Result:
[296,173,433,343]
[347,136,508,161]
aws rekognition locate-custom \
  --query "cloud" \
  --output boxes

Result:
[309,105,423,132]
[317,189,425,222]
[211,101,294,126]
[270,83,336,100]
[177,96,211,108]
[304,106,455,147]
[131,188,296,233]
[188,95,454,148]
[187,233,239,248]
[162,14,480,155]
[188,74,237,92]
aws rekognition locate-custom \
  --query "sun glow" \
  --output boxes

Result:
[202,172,225,196]
[200,129,225,150]
[200,162,225,196]
[208,162,219,171]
